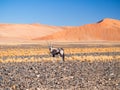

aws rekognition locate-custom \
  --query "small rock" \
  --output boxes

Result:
[37,88,41,90]
[35,70,38,74]
[109,78,111,80]
[94,86,98,90]
[36,75,40,78]
[0,76,3,82]
[12,85,16,90]
[110,73,114,76]
[5,87,12,90]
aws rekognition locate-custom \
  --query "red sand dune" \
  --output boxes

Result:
[34,18,120,42]
[0,18,120,42]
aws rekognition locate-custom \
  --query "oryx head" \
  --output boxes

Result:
[46,41,53,52]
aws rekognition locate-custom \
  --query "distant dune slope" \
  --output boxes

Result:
[0,24,63,42]
[0,18,120,42]
[34,18,120,41]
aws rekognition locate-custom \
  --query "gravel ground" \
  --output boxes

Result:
[0,60,120,90]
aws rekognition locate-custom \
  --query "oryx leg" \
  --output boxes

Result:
[60,50,64,62]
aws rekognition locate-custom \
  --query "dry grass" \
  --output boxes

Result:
[0,44,120,63]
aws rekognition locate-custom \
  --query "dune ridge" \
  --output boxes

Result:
[0,18,120,42]
[34,18,120,41]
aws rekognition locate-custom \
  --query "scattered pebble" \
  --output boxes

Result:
[36,75,40,78]
[0,60,119,90]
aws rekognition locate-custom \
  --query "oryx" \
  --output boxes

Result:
[48,44,65,62]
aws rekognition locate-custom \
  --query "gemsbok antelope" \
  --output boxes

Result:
[49,45,65,62]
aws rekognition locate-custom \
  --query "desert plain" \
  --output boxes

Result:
[0,18,120,90]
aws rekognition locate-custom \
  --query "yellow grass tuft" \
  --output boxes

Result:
[0,46,120,63]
